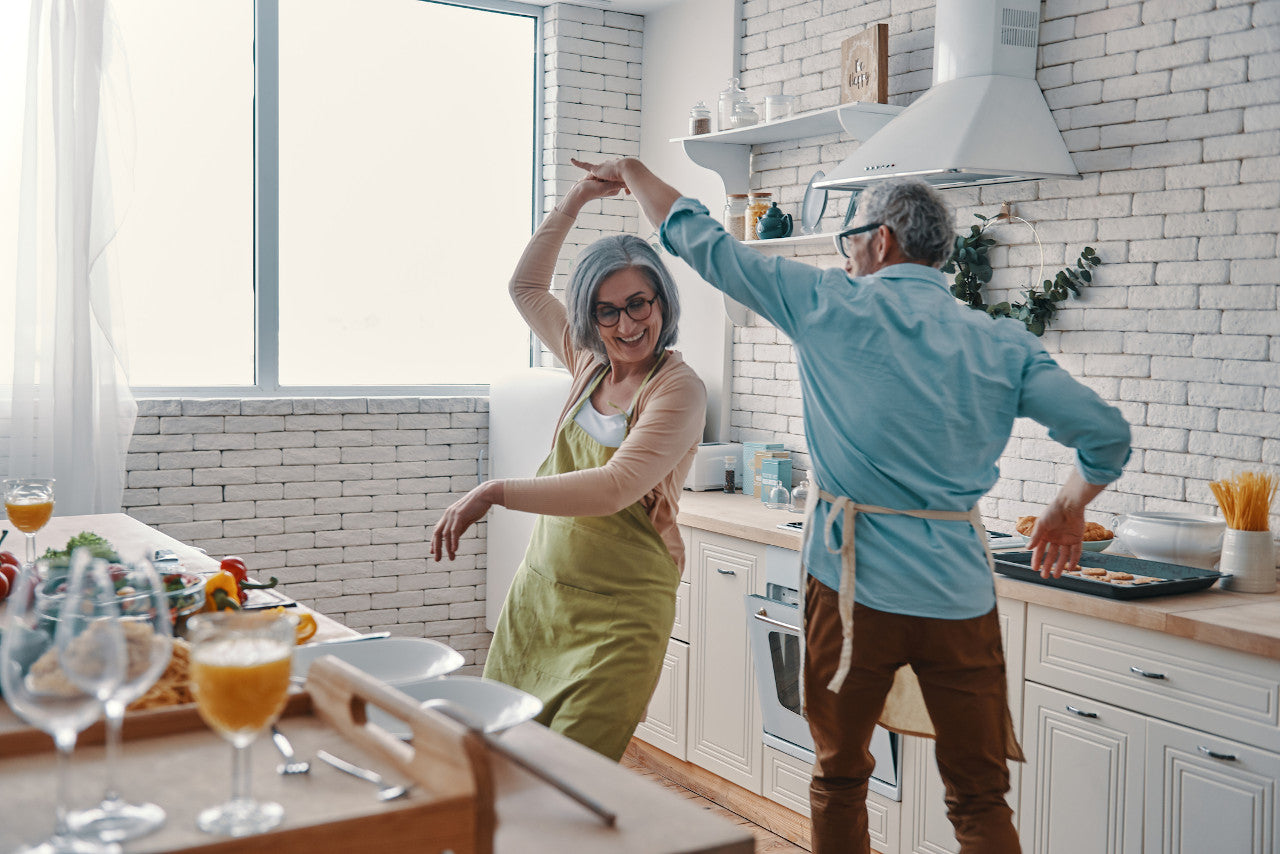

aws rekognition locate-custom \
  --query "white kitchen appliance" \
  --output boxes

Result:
[683,442,743,491]
[817,0,1078,190]
[745,544,901,800]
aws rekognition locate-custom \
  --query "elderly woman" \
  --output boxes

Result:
[429,174,706,761]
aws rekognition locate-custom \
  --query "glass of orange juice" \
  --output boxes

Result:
[3,477,55,569]
[188,610,296,837]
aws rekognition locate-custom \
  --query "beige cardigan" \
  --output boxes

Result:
[501,208,707,570]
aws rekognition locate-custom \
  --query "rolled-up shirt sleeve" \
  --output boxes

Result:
[1017,346,1131,484]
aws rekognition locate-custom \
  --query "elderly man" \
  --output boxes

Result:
[573,157,1130,853]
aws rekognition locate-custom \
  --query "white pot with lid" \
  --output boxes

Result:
[1113,512,1226,570]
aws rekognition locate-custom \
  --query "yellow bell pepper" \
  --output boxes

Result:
[202,570,242,612]
[261,606,318,644]
[294,613,318,644]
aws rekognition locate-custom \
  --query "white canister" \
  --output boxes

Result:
[1219,529,1277,593]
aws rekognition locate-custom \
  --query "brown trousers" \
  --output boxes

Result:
[804,576,1021,854]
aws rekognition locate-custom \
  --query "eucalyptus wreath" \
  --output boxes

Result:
[942,213,1102,336]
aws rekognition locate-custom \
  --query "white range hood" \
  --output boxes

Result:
[816,0,1080,191]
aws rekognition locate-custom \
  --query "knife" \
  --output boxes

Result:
[303,631,392,646]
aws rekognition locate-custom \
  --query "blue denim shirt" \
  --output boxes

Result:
[661,197,1131,619]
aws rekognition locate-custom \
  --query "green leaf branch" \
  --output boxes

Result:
[941,213,1102,337]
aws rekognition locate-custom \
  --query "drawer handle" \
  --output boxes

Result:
[1198,745,1238,762]
[1129,666,1166,680]
[1065,705,1098,719]
[716,568,737,576]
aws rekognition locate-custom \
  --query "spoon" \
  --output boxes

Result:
[316,749,413,801]
[271,725,311,775]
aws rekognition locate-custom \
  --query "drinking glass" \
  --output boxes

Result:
[188,610,295,837]
[4,477,56,568]
[64,556,173,842]
[0,554,123,854]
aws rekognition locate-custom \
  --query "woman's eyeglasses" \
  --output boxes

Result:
[594,295,659,327]
[835,222,885,258]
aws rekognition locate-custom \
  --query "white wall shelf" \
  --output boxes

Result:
[671,102,902,195]
[744,232,840,253]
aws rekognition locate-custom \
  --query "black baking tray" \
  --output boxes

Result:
[993,551,1223,600]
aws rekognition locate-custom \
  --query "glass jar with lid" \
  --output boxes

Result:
[717,78,748,132]
[688,101,712,136]
[730,101,759,128]
[724,194,749,241]
[744,192,772,242]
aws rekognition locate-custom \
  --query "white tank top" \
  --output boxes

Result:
[573,399,629,448]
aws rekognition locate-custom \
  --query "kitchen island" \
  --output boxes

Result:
[645,490,1280,854]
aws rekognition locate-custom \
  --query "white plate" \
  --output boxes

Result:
[369,675,544,739]
[800,170,828,235]
[291,636,463,686]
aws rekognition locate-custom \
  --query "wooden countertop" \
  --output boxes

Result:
[678,490,1280,662]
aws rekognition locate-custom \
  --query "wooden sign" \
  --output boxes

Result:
[840,23,888,104]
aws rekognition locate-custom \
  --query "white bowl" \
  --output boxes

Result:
[291,636,463,686]
[1114,512,1225,569]
[369,675,543,739]
[1081,538,1113,553]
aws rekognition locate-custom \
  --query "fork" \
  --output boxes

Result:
[316,749,413,801]
[270,725,311,775]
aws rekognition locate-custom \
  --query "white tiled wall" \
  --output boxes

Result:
[731,0,1279,531]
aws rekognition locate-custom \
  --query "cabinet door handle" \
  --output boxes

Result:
[1198,745,1238,762]
[1065,705,1098,718]
[1129,665,1166,680]
[716,568,736,576]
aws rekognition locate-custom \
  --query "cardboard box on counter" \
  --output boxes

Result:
[761,456,793,505]
[741,442,784,496]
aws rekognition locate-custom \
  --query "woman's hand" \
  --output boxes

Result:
[559,171,626,217]
[571,156,630,185]
[431,481,505,562]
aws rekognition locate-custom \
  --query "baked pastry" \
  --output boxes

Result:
[1083,521,1114,541]
[1015,515,1036,536]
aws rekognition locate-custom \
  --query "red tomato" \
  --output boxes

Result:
[0,572,9,602]
[0,563,16,588]
[219,556,249,585]
[0,550,20,569]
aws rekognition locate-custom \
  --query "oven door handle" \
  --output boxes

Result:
[752,609,799,633]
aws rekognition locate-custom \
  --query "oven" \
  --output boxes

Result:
[745,537,902,801]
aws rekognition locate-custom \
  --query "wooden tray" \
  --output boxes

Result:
[0,658,494,854]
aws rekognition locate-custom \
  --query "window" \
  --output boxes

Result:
[109,0,541,391]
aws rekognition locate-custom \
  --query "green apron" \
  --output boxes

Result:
[483,357,681,761]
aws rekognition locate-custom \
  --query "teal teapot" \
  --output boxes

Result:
[756,202,793,239]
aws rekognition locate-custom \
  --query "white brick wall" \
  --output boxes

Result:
[126,397,491,671]
[732,0,1279,531]
[541,6,646,370]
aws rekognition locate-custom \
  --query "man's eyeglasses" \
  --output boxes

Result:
[835,222,885,258]
[594,295,659,327]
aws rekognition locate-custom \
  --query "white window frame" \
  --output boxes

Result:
[136,0,544,398]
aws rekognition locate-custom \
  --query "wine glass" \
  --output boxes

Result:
[188,610,296,837]
[0,553,123,854]
[63,556,173,843]
[4,478,56,569]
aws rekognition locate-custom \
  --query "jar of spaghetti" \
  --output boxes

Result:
[724,194,748,240]
[744,192,772,242]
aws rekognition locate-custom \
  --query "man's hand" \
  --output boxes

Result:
[1028,469,1108,578]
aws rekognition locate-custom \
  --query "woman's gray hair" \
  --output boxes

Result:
[856,178,955,267]
[566,234,681,360]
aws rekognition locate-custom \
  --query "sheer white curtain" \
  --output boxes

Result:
[7,0,136,515]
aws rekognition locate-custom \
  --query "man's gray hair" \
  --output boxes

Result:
[566,234,681,360]
[856,178,955,267]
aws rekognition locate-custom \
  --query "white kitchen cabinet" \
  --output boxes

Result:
[636,637,690,760]
[1144,718,1280,854]
[903,599,1026,854]
[1020,682,1147,854]
[687,528,767,791]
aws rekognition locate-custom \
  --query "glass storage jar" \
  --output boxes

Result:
[744,192,772,242]
[764,94,797,122]
[724,194,748,241]
[688,101,712,135]
[729,101,759,128]
[717,78,748,132]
